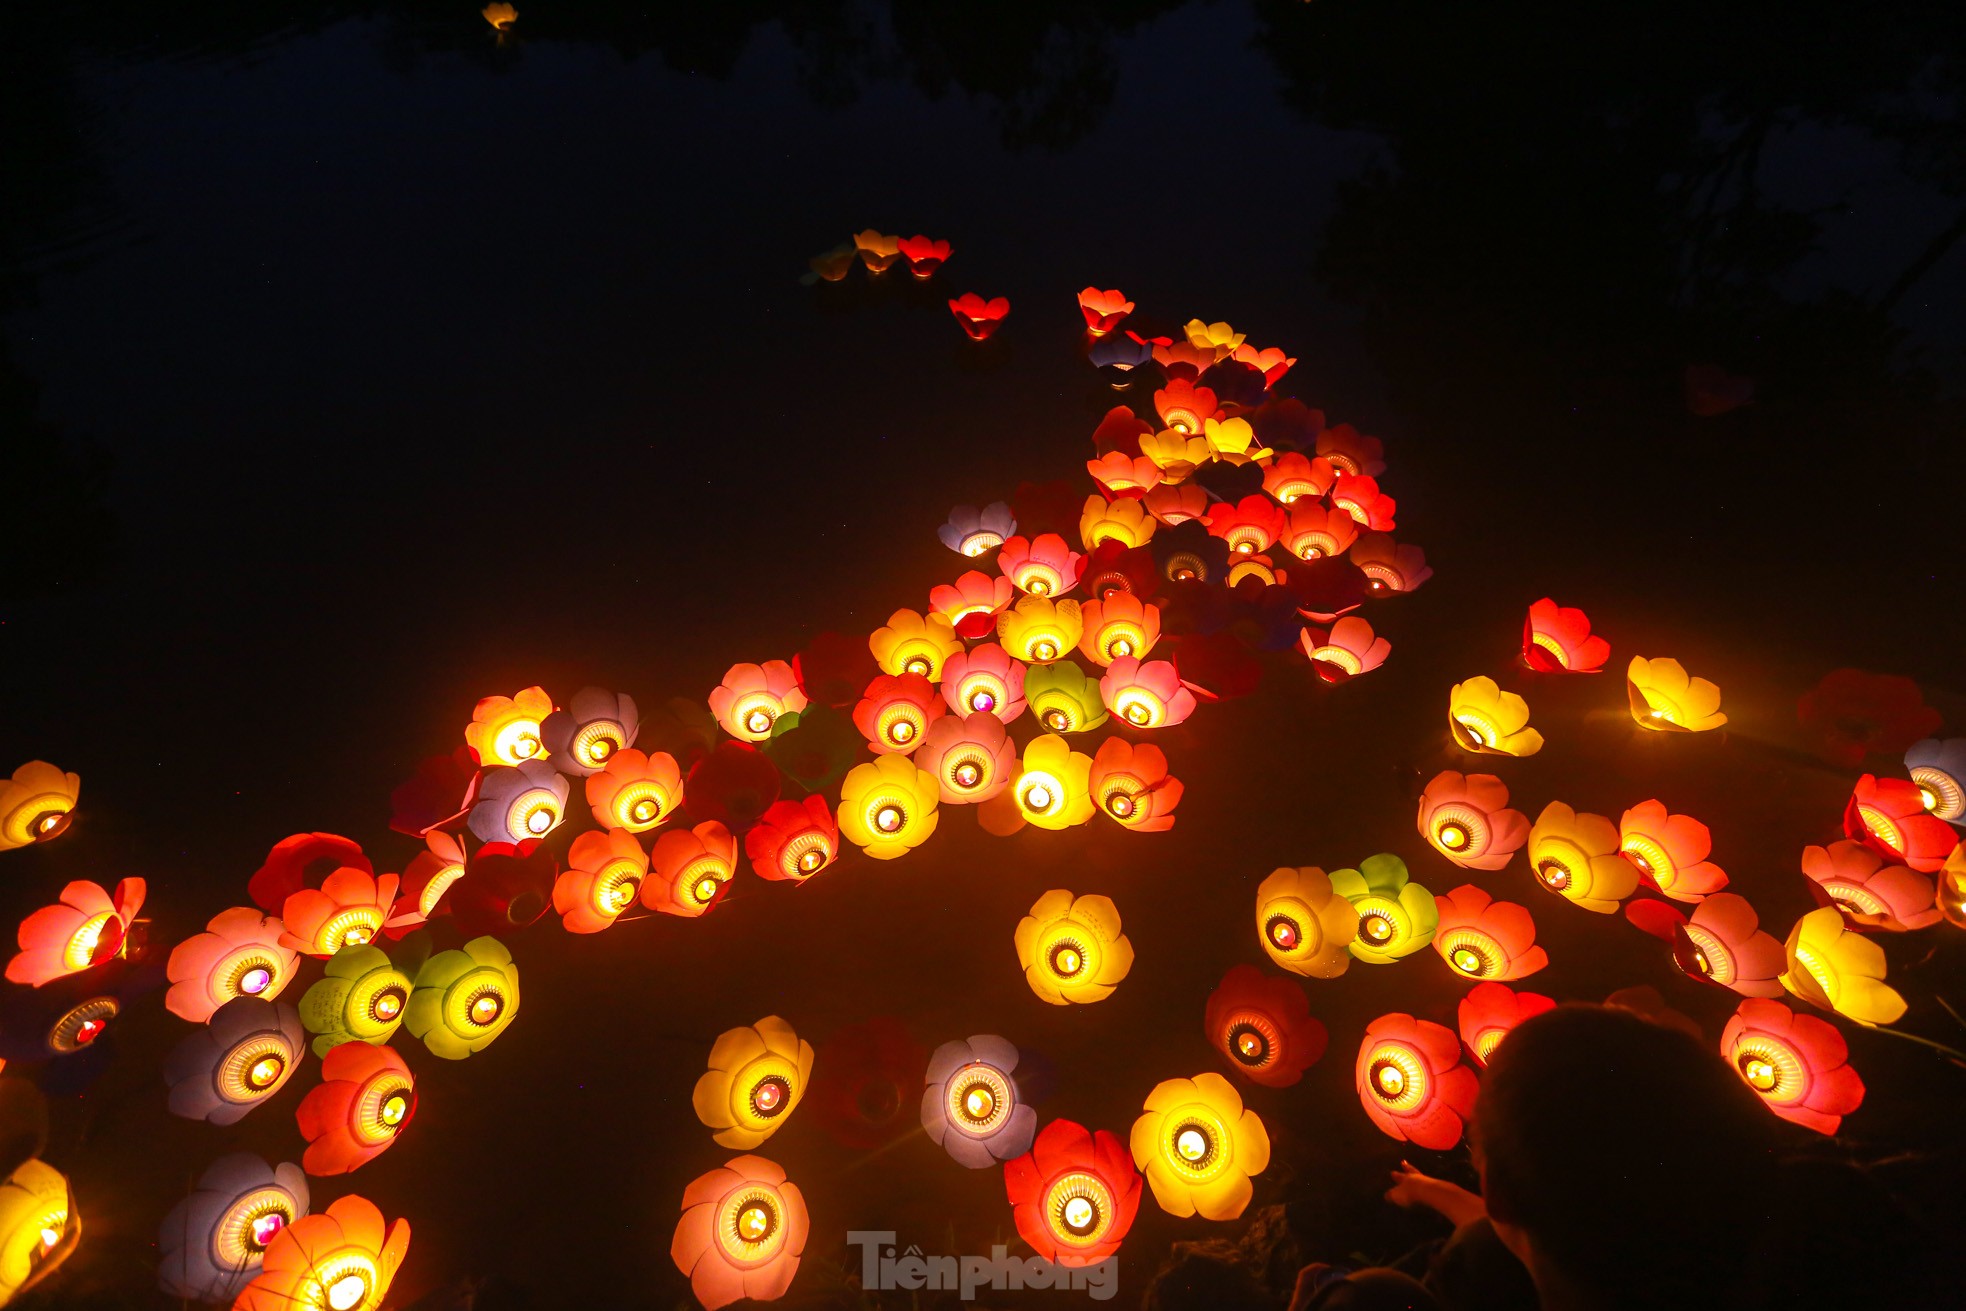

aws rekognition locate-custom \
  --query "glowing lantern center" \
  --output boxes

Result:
[1450,946,1486,976]
[372,988,405,1022]
[247,1055,285,1089]
[1173,566,1198,582]
[1855,806,1904,856]
[962,1085,995,1122]
[1175,1127,1210,1162]
[1691,945,1714,976]
[381,1093,408,1127]
[969,690,996,713]
[752,1076,789,1117]
[1362,914,1394,943]
[1299,544,1323,559]
[1106,792,1136,819]
[1535,859,1572,892]
[75,1018,107,1045]
[1437,822,1470,852]
[1171,417,1193,434]
[1110,638,1134,658]
[1739,1054,1779,1092]
[1455,717,1488,748]
[736,1202,775,1243]
[1024,783,1055,811]
[952,762,983,789]
[469,994,503,1026]
[1371,1059,1405,1098]
[745,708,774,735]
[631,798,659,823]
[889,720,915,745]
[250,1213,285,1248]
[1234,540,1255,556]
[1049,943,1084,976]
[1027,578,1052,597]
[35,812,63,836]
[1123,702,1152,726]
[588,737,617,764]
[797,848,826,874]
[874,804,905,834]
[327,1273,369,1311]
[1041,709,1069,732]
[239,966,272,995]
[512,732,540,759]
[1232,1026,1268,1064]
[1266,915,1300,951]
[1061,1196,1098,1234]
[693,875,721,903]
[1033,640,1059,661]
[904,657,932,677]
[526,807,554,834]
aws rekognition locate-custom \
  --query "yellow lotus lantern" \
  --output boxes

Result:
[1330,854,1437,964]
[1077,594,1161,666]
[1183,318,1245,355]
[1079,495,1156,550]
[463,687,553,766]
[1129,1073,1269,1220]
[1626,656,1727,732]
[1446,676,1543,756]
[1007,734,1095,830]
[0,1159,76,1304]
[693,1016,815,1148]
[1781,906,1907,1025]
[1526,802,1638,913]
[1253,867,1361,978]
[837,755,939,859]
[1139,428,1210,480]
[996,596,1085,665]
[1015,890,1133,1005]
[0,761,81,851]
[1200,417,1271,465]
[868,609,962,681]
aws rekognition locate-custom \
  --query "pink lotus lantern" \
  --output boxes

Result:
[997,533,1084,598]
[929,571,1016,640]
[1099,657,1197,729]
[1800,840,1940,932]
[1721,998,1865,1135]
[1433,885,1548,981]
[1627,892,1786,997]
[1316,423,1385,477]
[1078,593,1162,666]
[1417,772,1528,871]
[915,713,1018,805]
[1350,533,1432,594]
[1205,496,1287,559]
[1330,475,1396,530]
[166,908,300,1021]
[940,644,1028,723]
[1522,598,1609,673]
[1300,617,1389,682]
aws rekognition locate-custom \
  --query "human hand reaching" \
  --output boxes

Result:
[1385,1159,1487,1227]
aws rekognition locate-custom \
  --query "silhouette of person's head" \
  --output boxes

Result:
[1142,1244,1275,1311]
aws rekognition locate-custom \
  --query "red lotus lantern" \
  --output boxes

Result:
[1800,840,1939,932]
[743,796,840,881]
[1086,451,1164,499]
[1300,617,1389,683]
[1230,342,1296,387]
[685,741,783,831]
[1204,964,1326,1088]
[448,840,555,936]
[1205,495,1286,559]
[1088,738,1182,831]
[1330,474,1396,530]
[1356,1013,1480,1150]
[853,673,945,755]
[1433,885,1548,981]
[897,234,950,278]
[295,1043,417,1176]
[1143,483,1210,526]
[1796,669,1942,767]
[807,1016,926,1150]
[948,293,1009,341]
[1457,982,1555,1067]
[1079,540,1160,602]
[1522,598,1609,673]
[1417,772,1528,871]
[1077,287,1135,335]
[1152,339,1216,380]
[1153,380,1218,435]
[1090,405,1151,458]
[1720,998,1865,1135]
[1844,774,1955,872]
[249,833,371,916]
[553,829,648,933]
[1003,1119,1142,1268]
[929,571,1016,640]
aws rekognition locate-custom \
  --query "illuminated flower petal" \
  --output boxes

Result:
[645,821,738,916]
[296,944,412,1057]
[1000,734,1095,832]
[0,761,80,852]
[1433,885,1547,981]
[582,748,683,833]
[897,233,950,278]
[1300,616,1388,683]
[1277,502,1357,563]
[1204,494,1285,559]
[1204,964,1326,1088]
[553,828,649,932]
[1080,494,1157,551]
[709,662,808,743]
[468,759,569,845]
[1721,998,1864,1135]
[296,1044,417,1176]
[853,229,901,273]
[1781,906,1907,1025]
[693,1017,815,1149]
[166,908,300,1022]
[1088,738,1182,832]
[1003,1119,1142,1267]
[232,1194,410,1311]
[540,686,641,776]
[1843,773,1956,872]
[916,713,1016,805]
[248,833,371,915]
[997,533,1084,598]
[1024,661,1110,734]
[1201,417,1271,464]
[1330,475,1396,531]
[1905,737,1966,825]
[938,501,1017,558]
[1350,532,1430,594]
[1330,855,1437,963]
[387,831,466,936]
[1315,422,1385,477]
[1077,288,1135,335]
[1078,594,1162,668]
[869,609,962,681]
[1255,867,1361,978]
[1143,483,1210,526]
[923,1035,1037,1168]
[929,570,1016,640]
[157,1154,308,1303]
[1416,772,1527,871]
[940,644,1028,723]
[852,673,945,756]
[463,685,554,767]
[1015,890,1133,1005]
[1230,342,1297,386]
[1098,657,1193,729]
[405,936,519,1060]
[1130,1073,1269,1220]
[671,1155,809,1309]
[1526,803,1635,913]
[744,796,840,881]
[1626,656,1726,732]
[164,997,305,1126]
[1618,800,1728,902]
[1629,892,1786,996]
[6,878,144,988]
[1356,1013,1479,1150]
[837,755,940,858]
[1457,982,1554,1067]
[1447,677,1542,756]
[948,293,1009,340]
[1087,451,1164,499]
[1153,380,1218,437]
[1522,599,1608,673]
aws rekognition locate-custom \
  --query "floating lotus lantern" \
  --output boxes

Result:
[915,713,1017,804]
[248,832,372,914]
[231,1195,409,1311]
[1144,482,1210,526]
[1139,429,1210,484]
[1153,519,1231,587]
[405,936,519,1059]
[1004,1119,1141,1268]
[1331,854,1437,963]
[297,944,411,1056]
[852,673,944,755]
[1300,617,1388,683]
[1287,557,1370,624]
[1315,422,1386,477]
[929,570,1016,639]
[1254,866,1362,978]
[447,839,554,937]
[157,1154,308,1304]
[390,831,466,936]
[1016,890,1132,1005]
[709,662,807,743]
[1201,416,1270,464]
[853,229,901,273]
[165,908,299,1023]
[4,877,143,988]
[1447,676,1543,756]
[996,596,1085,666]
[1154,380,1218,435]
[1080,494,1156,550]
[939,502,1017,557]
[1203,496,1285,560]
[1088,738,1182,831]
[1417,772,1528,871]
[684,741,783,832]
[1079,539,1160,603]
[1278,503,1358,563]
[1022,661,1109,735]
[646,821,737,916]
[804,242,855,283]
[1433,885,1547,980]
[1077,287,1134,334]
[0,1160,75,1304]
[1521,600,1608,673]
[1525,802,1635,913]
[1906,738,1966,823]
[296,1044,416,1175]
[1618,801,1727,901]
[897,233,951,278]
[1330,475,1396,531]
[923,1034,1037,1167]
[1629,892,1786,996]
[868,608,962,681]
[463,686,553,766]
[552,828,648,933]
[1089,332,1155,384]
[1350,532,1431,594]
[1781,906,1907,1025]
[165,997,304,1125]
[1086,450,1164,499]
[948,293,1010,340]
[1231,342,1297,386]
[482,3,517,31]
[1227,553,1284,591]
[581,748,682,834]
[1098,657,1194,729]
[996,532,1084,597]
[672,1155,808,1310]
[1721,999,1864,1135]
[1204,964,1326,1088]
[1843,774,1955,872]
[694,1017,814,1148]
[540,686,640,775]
[1802,839,1939,932]
[1356,1013,1479,1150]
[1625,656,1726,732]
[1130,1073,1269,1220]
[1154,339,1216,380]
[1796,669,1941,766]
[1260,452,1333,505]
[837,755,940,858]
[745,796,840,881]
[0,762,80,852]
[940,644,1027,722]
[467,759,568,844]
[1183,318,1244,356]
[1457,982,1556,1067]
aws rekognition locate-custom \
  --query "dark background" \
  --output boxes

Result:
[4,2,1965,1307]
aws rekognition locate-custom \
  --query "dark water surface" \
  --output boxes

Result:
[5,2,1965,1307]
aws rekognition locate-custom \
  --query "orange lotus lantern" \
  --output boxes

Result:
[0,760,81,851]
[1330,474,1396,530]
[852,672,945,755]
[1230,342,1297,386]
[1098,656,1196,728]
[868,608,962,681]
[1226,553,1283,590]
[296,1043,417,1176]
[1721,998,1864,1135]
[278,868,397,960]
[1016,890,1133,1004]
[1153,338,1217,380]
[1351,532,1432,594]
[645,822,737,917]
[1077,593,1162,667]
[1130,1073,1270,1220]
[1204,964,1327,1088]
[391,831,466,934]
[1356,1013,1479,1150]
[1278,502,1359,561]
[948,293,1010,340]
[1447,676,1543,756]
[853,229,901,273]
[166,908,301,1022]
[743,797,840,882]
[1522,599,1609,673]
[1628,891,1787,997]
[996,532,1084,597]
[709,661,807,743]
[1618,801,1727,901]
[1262,452,1336,505]
[1086,450,1164,499]
[1316,422,1385,477]
[1417,772,1528,871]
[1254,866,1361,978]
[231,1194,409,1311]
[929,570,1016,639]
[1801,839,1939,931]
[995,595,1085,664]
[672,1155,808,1310]
[694,1016,814,1148]
[838,755,940,858]
[897,233,951,278]
[1300,616,1388,682]
[1088,738,1182,831]
[1457,982,1556,1067]
[1433,885,1548,981]
[1143,482,1210,526]
[1844,774,1956,873]
[463,686,553,766]
[939,643,1027,722]
[6,878,144,986]
[583,747,683,833]
[915,712,1017,805]
[552,828,648,933]
[1626,656,1727,731]
[482,3,517,32]
[1154,380,1218,435]
[1526,802,1635,913]
[1070,286,1133,337]
[1003,1119,1142,1267]
[1079,494,1156,550]
[1781,906,1907,1025]
[1204,495,1285,559]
